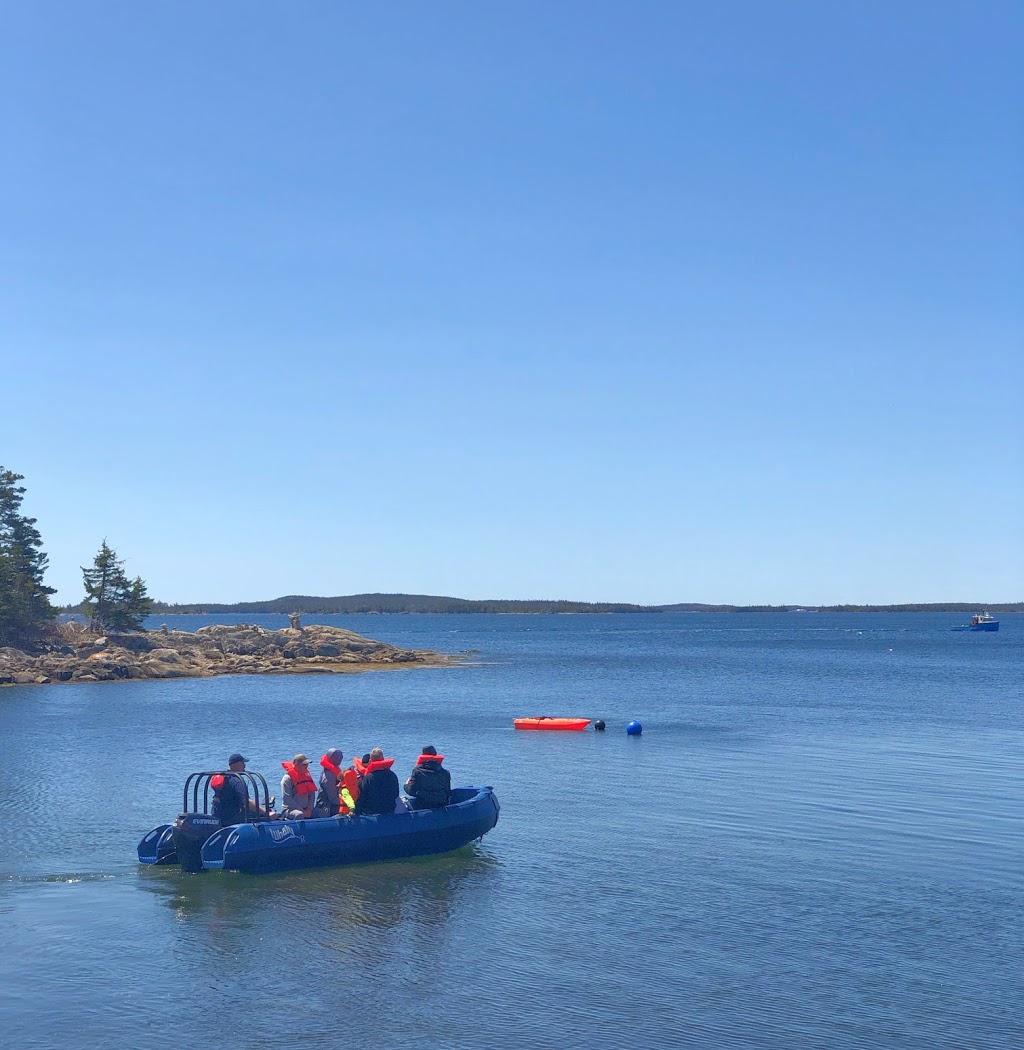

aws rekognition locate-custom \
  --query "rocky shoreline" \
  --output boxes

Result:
[0,621,456,686]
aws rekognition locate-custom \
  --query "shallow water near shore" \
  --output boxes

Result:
[1,612,1021,1049]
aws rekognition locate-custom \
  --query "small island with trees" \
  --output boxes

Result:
[0,467,452,687]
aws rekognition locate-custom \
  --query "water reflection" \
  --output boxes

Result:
[139,846,499,937]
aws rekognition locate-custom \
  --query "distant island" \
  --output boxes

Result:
[90,593,1023,615]
[0,620,455,687]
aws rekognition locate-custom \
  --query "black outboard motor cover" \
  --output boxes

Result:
[172,813,223,873]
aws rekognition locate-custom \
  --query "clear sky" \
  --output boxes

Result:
[3,2,1022,606]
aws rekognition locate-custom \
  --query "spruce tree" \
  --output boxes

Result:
[0,467,56,648]
[82,541,153,633]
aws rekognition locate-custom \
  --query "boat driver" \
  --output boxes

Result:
[211,753,271,827]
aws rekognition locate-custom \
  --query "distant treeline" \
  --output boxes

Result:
[147,594,650,615]
[119,593,1024,616]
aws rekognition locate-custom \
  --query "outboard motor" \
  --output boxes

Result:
[161,770,272,872]
[172,812,224,873]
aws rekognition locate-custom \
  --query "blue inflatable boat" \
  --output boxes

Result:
[138,770,499,875]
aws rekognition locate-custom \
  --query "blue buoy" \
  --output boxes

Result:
[626,720,642,736]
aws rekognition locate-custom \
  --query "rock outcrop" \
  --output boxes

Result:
[0,623,453,686]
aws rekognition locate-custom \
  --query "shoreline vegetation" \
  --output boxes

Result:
[93,593,1024,616]
[0,620,456,688]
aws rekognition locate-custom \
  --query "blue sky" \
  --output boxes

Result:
[3,2,1021,605]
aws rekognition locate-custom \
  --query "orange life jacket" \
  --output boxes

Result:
[336,767,360,814]
[281,761,317,795]
[320,754,342,779]
[353,756,368,776]
[317,755,353,813]
[342,768,360,800]
[364,757,395,774]
[415,753,445,766]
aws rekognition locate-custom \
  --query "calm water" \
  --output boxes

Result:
[1,613,1021,1049]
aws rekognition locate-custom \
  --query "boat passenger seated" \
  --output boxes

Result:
[280,754,317,819]
[315,748,344,817]
[314,749,359,816]
[211,752,271,826]
[339,764,359,815]
[404,745,451,810]
[355,747,400,816]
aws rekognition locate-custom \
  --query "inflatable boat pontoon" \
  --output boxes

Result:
[138,770,499,875]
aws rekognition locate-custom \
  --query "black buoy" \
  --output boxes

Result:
[594,720,606,731]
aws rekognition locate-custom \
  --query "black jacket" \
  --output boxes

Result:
[405,759,451,809]
[211,774,248,827]
[356,766,400,816]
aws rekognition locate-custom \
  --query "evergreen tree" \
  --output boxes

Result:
[0,467,56,648]
[82,541,153,632]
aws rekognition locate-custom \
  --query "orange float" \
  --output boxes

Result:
[513,717,591,731]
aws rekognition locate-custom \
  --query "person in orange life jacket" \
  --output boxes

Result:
[281,754,317,819]
[339,764,360,815]
[404,745,452,810]
[212,753,271,827]
[343,754,370,813]
[314,748,348,816]
[355,746,400,816]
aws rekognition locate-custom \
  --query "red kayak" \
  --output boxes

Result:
[513,717,592,731]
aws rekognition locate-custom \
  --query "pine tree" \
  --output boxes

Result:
[0,468,57,648]
[82,541,153,633]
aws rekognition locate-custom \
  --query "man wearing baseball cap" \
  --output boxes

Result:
[212,752,271,826]
[280,753,317,819]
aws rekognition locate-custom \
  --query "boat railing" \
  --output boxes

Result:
[182,771,271,823]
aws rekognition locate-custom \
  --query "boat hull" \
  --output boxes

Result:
[514,717,591,731]
[158,787,500,875]
[952,621,999,632]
